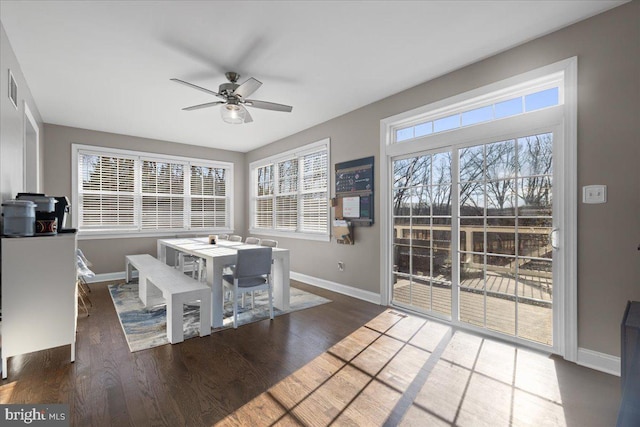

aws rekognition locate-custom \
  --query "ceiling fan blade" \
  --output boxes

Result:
[245,99,293,113]
[182,101,225,111]
[241,105,253,123]
[170,78,225,99]
[234,77,262,99]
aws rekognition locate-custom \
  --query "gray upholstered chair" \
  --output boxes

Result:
[245,236,261,245]
[260,239,278,248]
[228,234,243,242]
[245,239,278,306]
[222,247,274,328]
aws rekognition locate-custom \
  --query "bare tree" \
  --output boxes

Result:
[431,152,452,215]
[393,156,429,215]
[518,134,552,212]
[485,140,516,213]
[459,147,484,214]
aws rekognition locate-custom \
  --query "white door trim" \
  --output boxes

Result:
[23,101,40,193]
[380,57,577,360]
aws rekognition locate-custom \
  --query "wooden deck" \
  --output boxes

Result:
[393,274,553,345]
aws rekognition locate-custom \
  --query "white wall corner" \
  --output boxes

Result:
[291,272,382,305]
[577,347,621,377]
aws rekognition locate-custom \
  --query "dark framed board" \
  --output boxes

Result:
[335,156,374,226]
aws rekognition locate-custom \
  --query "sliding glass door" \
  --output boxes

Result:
[458,132,554,345]
[391,131,555,346]
[392,151,453,319]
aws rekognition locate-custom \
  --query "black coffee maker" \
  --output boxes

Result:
[54,196,76,233]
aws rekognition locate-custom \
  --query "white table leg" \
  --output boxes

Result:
[157,240,167,263]
[125,259,132,283]
[2,357,7,379]
[272,253,290,311]
[208,259,225,328]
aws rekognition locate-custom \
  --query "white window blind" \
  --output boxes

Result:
[251,139,329,238]
[300,150,328,232]
[141,159,185,230]
[255,165,274,229]
[276,159,298,230]
[79,153,136,230]
[190,165,229,228]
[76,147,233,234]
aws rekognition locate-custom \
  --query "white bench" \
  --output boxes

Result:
[125,254,211,344]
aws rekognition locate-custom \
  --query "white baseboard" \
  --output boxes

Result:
[87,270,382,307]
[291,272,381,305]
[577,347,620,376]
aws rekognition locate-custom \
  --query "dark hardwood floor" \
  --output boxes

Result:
[1,280,622,426]
[0,280,386,426]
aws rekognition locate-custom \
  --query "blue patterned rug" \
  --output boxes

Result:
[109,281,331,352]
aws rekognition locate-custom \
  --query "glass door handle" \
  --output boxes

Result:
[550,228,559,250]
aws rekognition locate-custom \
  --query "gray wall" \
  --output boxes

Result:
[0,22,44,204]
[246,2,640,356]
[246,113,381,294]
[42,124,246,274]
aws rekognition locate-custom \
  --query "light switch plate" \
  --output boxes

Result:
[583,185,607,204]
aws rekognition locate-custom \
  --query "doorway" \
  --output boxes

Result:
[391,130,557,347]
[382,59,577,356]
[24,102,39,193]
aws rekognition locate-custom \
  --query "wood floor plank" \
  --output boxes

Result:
[328,326,381,362]
[269,352,345,410]
[0,279,621,426]
[335,379,403,427]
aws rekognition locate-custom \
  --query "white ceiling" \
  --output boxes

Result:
[0,1,626,152]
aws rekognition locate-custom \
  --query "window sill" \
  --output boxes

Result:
[249,228,330,242]
[77,229,233,240]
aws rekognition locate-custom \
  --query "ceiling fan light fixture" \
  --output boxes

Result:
[172,72,291,124]
[221,103,246,124]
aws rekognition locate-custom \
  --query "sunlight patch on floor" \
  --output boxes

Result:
[214,310,566,426]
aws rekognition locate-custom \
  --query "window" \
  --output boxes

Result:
[394,77,562,143]
[141,159,185,230]
[73,145,233,235]
[190,164,229,229]
[250,139,330,240]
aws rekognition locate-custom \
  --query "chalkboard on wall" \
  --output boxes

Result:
[335,156,374,226]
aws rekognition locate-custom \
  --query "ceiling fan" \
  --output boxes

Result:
[171,72,293,124]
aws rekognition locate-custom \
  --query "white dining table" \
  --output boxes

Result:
[156,237,290,328]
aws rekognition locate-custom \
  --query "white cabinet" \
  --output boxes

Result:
[1,234,77,379]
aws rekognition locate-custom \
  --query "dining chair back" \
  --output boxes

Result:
[260,239,278,248]
[223,247,274,328]
[245,236,261,245]
[228,234,243,242]
[218,234,229,240]
[177,253,206,281]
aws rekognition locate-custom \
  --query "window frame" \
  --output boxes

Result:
[249,138,331,242]
[380,57,577,361]
[391,72,564,145]
[71,144,234,239]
